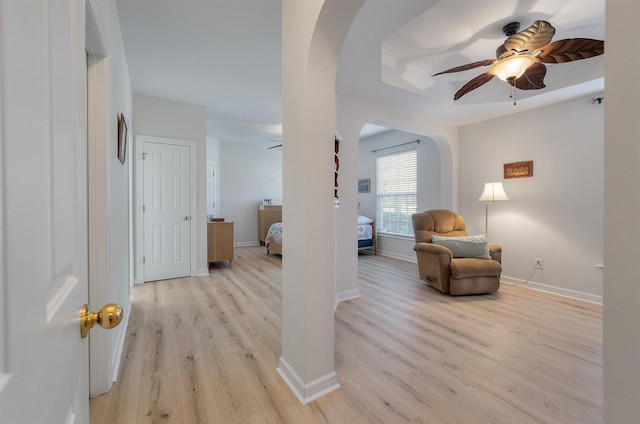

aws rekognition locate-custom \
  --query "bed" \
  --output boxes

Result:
[357,215,377,255]
[264,214,377,256]
[265,222,283,255]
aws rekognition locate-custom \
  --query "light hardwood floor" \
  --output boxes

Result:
[90,246,602,424]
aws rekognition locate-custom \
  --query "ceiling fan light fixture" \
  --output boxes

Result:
[489,55,536,82]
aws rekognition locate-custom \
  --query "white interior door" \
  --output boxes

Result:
[143,141,192,282]
[0,0,90,422]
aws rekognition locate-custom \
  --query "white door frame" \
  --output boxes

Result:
[135,135,199,284]
[86,0,132,398]
[207,161,216,218]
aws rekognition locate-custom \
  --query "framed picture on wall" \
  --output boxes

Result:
[358,178,371,193]
[504,160,533,179]
[118,113,128,165]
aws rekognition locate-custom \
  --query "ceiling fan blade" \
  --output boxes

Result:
[513,62,547,90]
[433,59,494,76]
[534,38,604,64]
[453,72,495,100]
[501,20,556,57]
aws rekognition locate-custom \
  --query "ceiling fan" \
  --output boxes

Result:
[433,20,604,101]
[267,137,282,149]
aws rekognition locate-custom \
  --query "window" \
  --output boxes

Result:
[376,149,417,236]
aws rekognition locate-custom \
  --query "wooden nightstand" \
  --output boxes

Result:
[207,221,234,266]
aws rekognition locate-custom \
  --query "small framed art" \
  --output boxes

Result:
[118,113,128,165]
[504,160,533,179]
[358,178,371,193]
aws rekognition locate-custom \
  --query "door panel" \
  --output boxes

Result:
[0,0,89,422]
[143,142,191,282]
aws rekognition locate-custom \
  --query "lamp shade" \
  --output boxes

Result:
[488,55,536,82]
[478,182,509,202]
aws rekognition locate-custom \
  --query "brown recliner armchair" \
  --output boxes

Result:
[412,209,502,295]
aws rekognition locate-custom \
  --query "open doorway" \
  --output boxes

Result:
[357,124,441,262]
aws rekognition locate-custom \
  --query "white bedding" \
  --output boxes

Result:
[358,214,374,224]
[265,222,283,245]
[357,224,373,240]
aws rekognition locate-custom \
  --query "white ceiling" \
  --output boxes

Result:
[116,0,605,144]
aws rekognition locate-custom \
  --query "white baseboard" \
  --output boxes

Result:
[501,276,602,304]
[334,288,361,311]
[276,357,340,405]
[366,254,602,304]
[235,241,259,247]
[195,268,210,277]
[377,250,417,264]
[111,299,131,382]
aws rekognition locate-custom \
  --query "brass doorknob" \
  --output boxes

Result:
[80,303,123,338]
[183,215,190,220]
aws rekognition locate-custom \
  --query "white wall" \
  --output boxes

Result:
[206,136,220,163]
[458,95,604,303]
[217,141,282,245]
[358,129,441,261]
[88,0,133,396]
[132,94,208,275]
[104,0,132,320]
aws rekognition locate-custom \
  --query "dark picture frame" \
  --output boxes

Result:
[358,178,371,193]
[118,113,128,165]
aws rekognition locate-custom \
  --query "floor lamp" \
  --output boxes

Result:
[478,182,509,234]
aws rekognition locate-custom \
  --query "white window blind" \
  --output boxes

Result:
[376,149,417,236]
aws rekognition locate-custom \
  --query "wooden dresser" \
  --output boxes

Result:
[207,221,234,266]
[258,205,282,245]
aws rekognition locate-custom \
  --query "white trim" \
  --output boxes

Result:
[110,300,131,382]
[134,138,144,284]
[206,161,215,217]
[195,268,210,277]
[377,230,603,303]
[85,0,108,57]
[500,277,603,305]
[334,288,361,311]
[276,357,340,405]
[134,135,199,283]
[377,250,416,263]
[0,0,5,375]
[87,58,112,395]
[371,252,602,304]
[375,233,417,263]
[235,241,260,247]
[86,4,113,394]
[376,232,414,241]
[373,234,602,303]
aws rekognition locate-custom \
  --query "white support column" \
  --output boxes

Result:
[604,0,640,421]
[278,0,365,404]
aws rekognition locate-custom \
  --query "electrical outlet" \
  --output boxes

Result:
[535,258,543,270]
